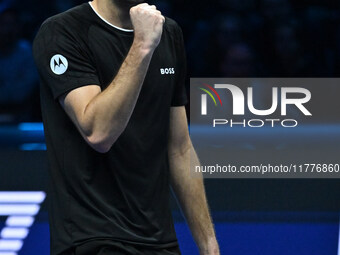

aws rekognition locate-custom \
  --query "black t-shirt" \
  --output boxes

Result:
[33,2,187,255]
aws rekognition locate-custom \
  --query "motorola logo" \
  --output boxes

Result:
[50,54,68,75]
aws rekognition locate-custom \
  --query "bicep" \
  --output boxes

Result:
[59,84,101,138]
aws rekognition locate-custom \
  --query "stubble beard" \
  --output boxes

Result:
[110,0,145,9]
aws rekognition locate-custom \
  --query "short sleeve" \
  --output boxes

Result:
[171,23,188,107]
[33,19,100,100]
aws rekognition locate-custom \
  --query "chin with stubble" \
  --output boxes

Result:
[110,0,146,8]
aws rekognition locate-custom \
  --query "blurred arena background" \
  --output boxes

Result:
[1,0,340,254]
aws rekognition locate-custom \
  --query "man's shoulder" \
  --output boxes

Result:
[164,17,182,33]
[163,17,184,45]
[38,3,91,37]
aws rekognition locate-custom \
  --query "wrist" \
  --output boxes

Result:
[199,237,219,255]
[131,38,155,56]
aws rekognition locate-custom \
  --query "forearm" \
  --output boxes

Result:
[78,41,154,150]
[169,143,219,254]
[60,4,165,153]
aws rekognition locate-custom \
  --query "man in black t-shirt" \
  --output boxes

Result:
[33,1,219,255]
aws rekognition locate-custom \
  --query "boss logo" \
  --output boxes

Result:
[160,68,175,75]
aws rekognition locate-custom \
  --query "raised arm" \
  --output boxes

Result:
[60,4,164,153]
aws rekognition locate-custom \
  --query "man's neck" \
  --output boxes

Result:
[91,0,133,30]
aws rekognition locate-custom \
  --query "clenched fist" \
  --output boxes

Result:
[130,3,165,51]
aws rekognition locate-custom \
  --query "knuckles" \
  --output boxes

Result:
[130,4,162,16]
[130,4,165,26]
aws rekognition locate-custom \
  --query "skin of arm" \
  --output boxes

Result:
[59,4,165,153]
[168,106,220,255]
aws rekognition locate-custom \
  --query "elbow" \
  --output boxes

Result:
[86,126,126,153]
[87,134,114,154]
[83,121,127,153]
[92,144,111,154]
